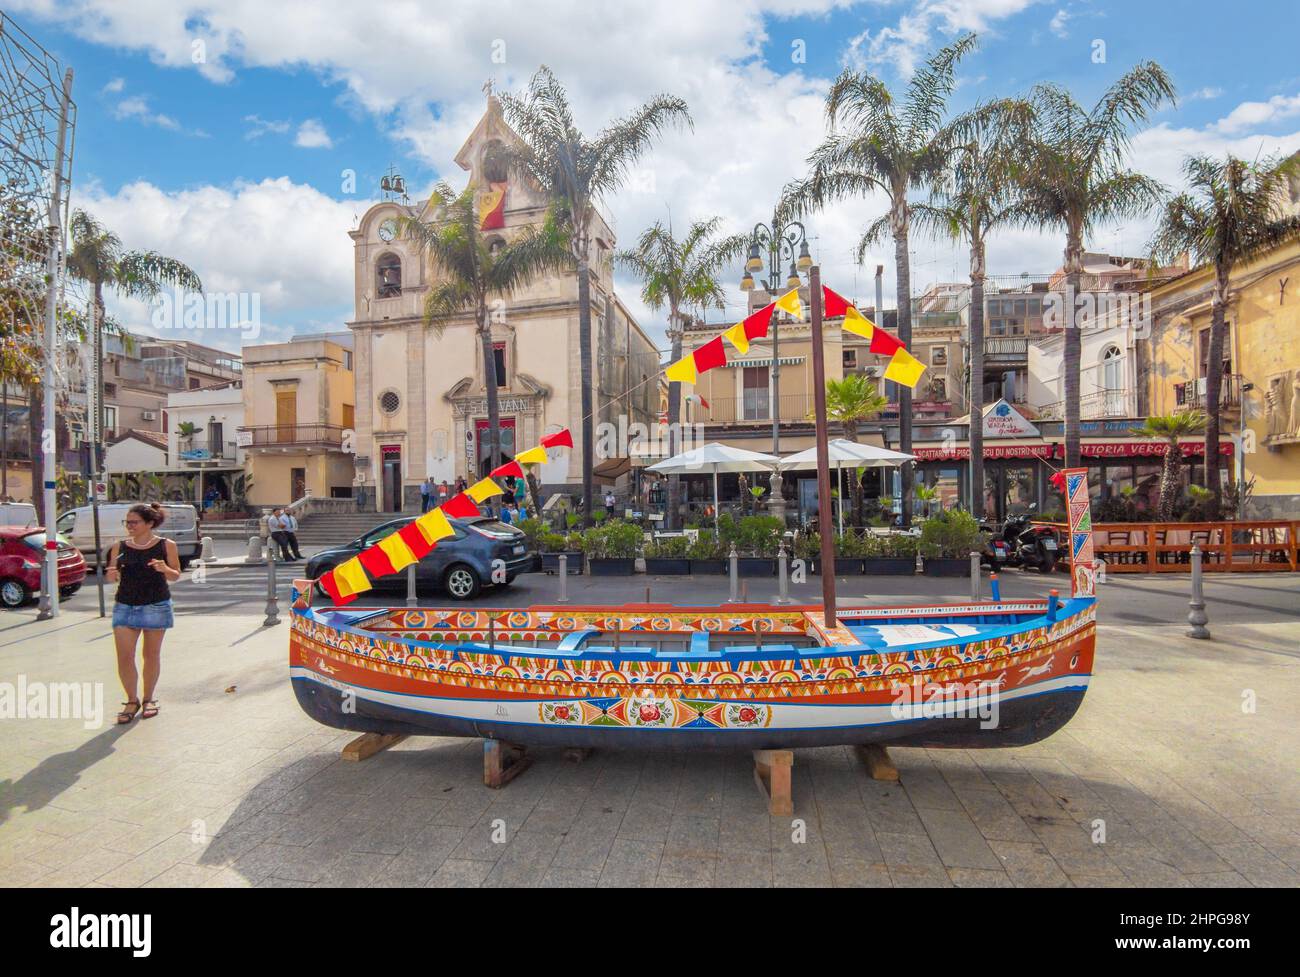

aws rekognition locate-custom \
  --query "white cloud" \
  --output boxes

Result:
[112,94,180,130]
[1186,86,1223,102]
[846,0,1042,76]
[295,119,333,149]
[1048,8,1071,37]
[1214,93,1300,134]
[101,76,125,94]
[72,178,369,352]
[244,114,291,139]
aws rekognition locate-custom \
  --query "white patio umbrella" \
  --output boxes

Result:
[779,439,916,535]
[647,442,780,533]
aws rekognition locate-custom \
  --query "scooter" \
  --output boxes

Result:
[1007,506,1060,573]
[978,518,1018,569]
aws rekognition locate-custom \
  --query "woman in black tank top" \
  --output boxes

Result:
[107,504,181,723]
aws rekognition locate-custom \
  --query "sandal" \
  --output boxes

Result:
[117,701,141,724]
[141,699,160,720]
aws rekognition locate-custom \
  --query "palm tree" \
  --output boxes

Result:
[67,210,202,477]
[616,217,746,528]
[1015,65,1174,468]
[500,66,692,525]
[781,33,977,528]
[911,99,1033,520]
[399,182,572,472]
[823,374,889,525]
[1130,411,1207,520]
[1149,153,1300,512]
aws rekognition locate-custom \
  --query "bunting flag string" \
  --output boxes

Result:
[822,285,927,390]
[315,429,572,604]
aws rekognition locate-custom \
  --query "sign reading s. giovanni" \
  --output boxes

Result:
[982,399,1039,438]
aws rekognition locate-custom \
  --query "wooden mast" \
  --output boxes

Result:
[808,266,836,621]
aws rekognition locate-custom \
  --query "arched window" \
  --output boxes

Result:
[1101,345,1123,415]
[482,141,508,183]
[486,235,506,256]
[376,253,401,298]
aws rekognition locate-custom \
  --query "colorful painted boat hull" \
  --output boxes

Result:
[288,582,1095,751]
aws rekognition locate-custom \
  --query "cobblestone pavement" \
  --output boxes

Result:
[1,601,1297,887]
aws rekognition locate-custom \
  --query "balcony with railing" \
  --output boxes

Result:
[1175,373,1242,411]
[237,424,346,449]
[178,439,242,463]
[983,337,1029,362]
[1038,391,1132,420]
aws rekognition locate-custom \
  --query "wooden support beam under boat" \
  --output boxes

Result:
[341,732,407,762]
[484,738,532,788]
[753,749,794,816]
[563,747,592,764]
[856,743,900,782]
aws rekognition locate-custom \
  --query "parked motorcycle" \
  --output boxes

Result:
[978,518,1018,569]
[1005,506,1061,573]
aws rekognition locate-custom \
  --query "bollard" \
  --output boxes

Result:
[406,563,418,607]
[989,573,1001,603]
[263,546,280,626]
[245,535,263,564]
[556,553,569,603]
[727,543,741,603]
[1045,588,1059,622]
[201,536,215,561]
[1187,544,1211,639]
[970,551,981,602]
[775,542,792,605]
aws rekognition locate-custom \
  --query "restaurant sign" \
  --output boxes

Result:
[912,441,1233,462]
[982,399,1039,438]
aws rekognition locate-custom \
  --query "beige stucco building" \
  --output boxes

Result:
[239,337,355,506]
[346,96,659,512]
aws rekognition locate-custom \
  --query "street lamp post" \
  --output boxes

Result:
[741,221,812,520]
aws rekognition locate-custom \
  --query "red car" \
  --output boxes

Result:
[0,526,87,609]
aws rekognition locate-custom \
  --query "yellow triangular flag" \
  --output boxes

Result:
[514,446,548,466]
[665,354,697,385]
[467,477,504,503]
[774,288,803,319]
[377,531,418,572]
[417,508,455,543]
[723,321,750,355]
[333,557,371,598]
[842,306,875,339]
[883,348,926,388]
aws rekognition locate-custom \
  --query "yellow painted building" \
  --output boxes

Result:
[239,337,356,506]
[1146,235,1300,517]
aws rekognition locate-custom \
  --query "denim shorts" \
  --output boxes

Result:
[112,600,175,630]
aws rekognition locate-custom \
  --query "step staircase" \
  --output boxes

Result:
[200,510,404,544]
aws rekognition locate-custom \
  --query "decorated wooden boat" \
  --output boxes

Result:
[288,589,1095,750]
[290,277,1100,754]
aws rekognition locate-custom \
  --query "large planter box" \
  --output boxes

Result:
[645,557,691,575]
[737,557,776,577]
[588,558,636,576]
[863,557,916,575]
[541,551,583,574]
[690,559,727,575]
[922,557,969,577]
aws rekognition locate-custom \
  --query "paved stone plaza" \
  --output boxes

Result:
[1,580,1298,888]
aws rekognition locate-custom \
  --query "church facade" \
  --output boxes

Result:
[347,98,661,512]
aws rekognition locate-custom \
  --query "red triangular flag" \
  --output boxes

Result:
[822,285,851,318]
[540,429,573,449]
[442,493,480,519]
[357,545,396,580]
[397,521,436,559]
[742,303,774,341]
[869,329,903,356]
[698,395,710,409]
[692,335,728,374]
[490,460,525,479]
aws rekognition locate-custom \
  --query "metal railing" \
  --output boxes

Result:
[1037,391,1131,420]
[237,423,346,447]
[983,337,1029,359]
[1175,373,1242,410]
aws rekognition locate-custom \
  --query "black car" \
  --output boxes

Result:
[305,515,533,601]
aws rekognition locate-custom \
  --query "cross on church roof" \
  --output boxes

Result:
[483,78,495,99]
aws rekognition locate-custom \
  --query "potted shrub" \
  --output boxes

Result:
[793,531,821,575]
[920,510,985,576]
[516,516,545,571]
[540,531,583,575]
[863,531,919,574]
[584,521,640,576]
[734,514,781,576]
[687,534,726,574]
[831,530,868,574]
[644,535,691,575]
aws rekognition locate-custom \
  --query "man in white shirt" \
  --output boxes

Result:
[267,508,293,562]
[283,510,304,560]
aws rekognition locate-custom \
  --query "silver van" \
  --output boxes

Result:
[0,502,38,529]
[56,502,202,567]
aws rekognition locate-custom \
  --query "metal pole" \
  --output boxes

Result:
[37,68,73,622]
[970,551,981,601]
[91,473,105,616]
[809,266,837,623]
[405,562,417,607]
[1187,544,1210,639]
[262,544,279,626]
[770,244,781,457]
[727,542,740,603]
[775,541,791,605]
[556,553,568,603]
[989,573,1001,603]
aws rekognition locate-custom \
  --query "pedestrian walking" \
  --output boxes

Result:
[604,490,617,518]
[106,503,181,724]
[283,509,305,560]
[420,476,432,513]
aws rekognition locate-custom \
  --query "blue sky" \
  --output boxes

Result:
[11,0,1300,351]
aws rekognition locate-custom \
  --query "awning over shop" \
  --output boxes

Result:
[910,439,1234,461]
